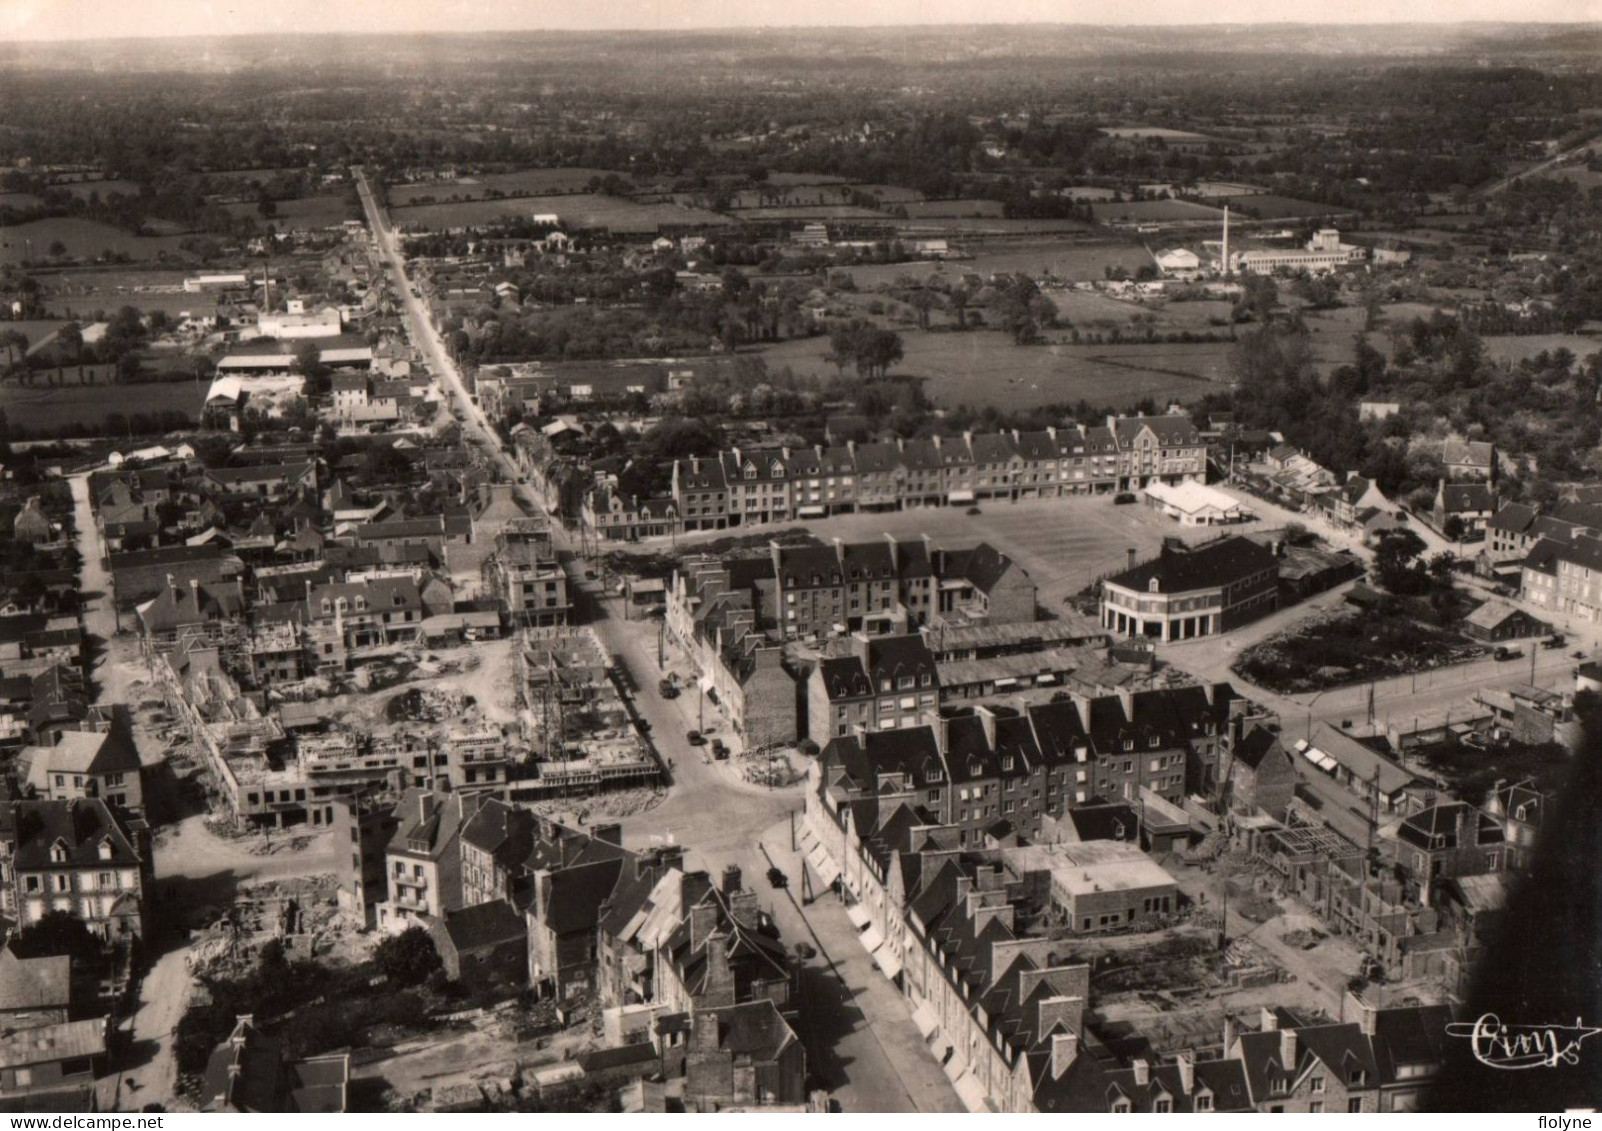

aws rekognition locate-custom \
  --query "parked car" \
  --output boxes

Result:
[1544,633,1567,649]
[711,739,729,760]
[766,866,789,890]
[794,941,817,960]
[686,729,706,746]
[965,506,982,516]
[1113,492,1138,505]
[1494,645,1523,661]
[658,678,680,699]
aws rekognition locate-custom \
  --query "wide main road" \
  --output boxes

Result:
[353,169,526,492]
[352,170,960,1111]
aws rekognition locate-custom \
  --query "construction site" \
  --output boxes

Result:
[149,622,661,829]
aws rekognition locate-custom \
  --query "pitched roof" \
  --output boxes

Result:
[0,1017,104,1071]
[1397,802,1504,851]
[1233,726,1286,771]
[2,799,141,870]
[439,900,527,953]
[540,857,626,935]
[26,722,142,779]
[1107,536,1274,595]
[1440,482,1494,513]
[0,951,70,1013]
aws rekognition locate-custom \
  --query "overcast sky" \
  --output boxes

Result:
[1,0,1596,40]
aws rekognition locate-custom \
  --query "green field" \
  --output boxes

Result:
[0,380,205,433]
[0,192,46,210]
[902,199,1005,218]
[226,193,358,231]
[1217,193,1354,219]
[389,169,626,206]
[392,193,726,233]
[60,180,142,200]
[0,218,193,266]
[1090,199,1225,224]
[844,240,1152,289]
[1,320,70,354]
[1482,333,1602,365]
[760,329,1234,410]
[731,205,886,220]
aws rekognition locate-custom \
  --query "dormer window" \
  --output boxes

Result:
[50,842,68,864]
[1111,1099,1131,1114]
[1148,578,1160,593]
[1002,757,1014,771]
[354,596,366,611]
[1123,739,1134,752]
[98,839,114,861]
[321,599,332,614]
[1149,736,1160,748]
[926,769,942,783]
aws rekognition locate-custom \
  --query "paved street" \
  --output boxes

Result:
[354,174,963,1110]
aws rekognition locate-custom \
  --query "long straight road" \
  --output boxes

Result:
[352,170,962,1111]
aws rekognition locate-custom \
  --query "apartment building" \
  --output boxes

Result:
[668,414,1206,529]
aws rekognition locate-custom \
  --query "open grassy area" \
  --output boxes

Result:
[389,168,626,206]
[731,204,886,220]
[2,319,71,352]
[0,218,194,266]
[59,179,142,200]
[901,199,1005,218]
[1215,193,1354,219]
[0,380,205,434]
[1090,199,1225,224]
[1481,333,1602,365]
[843,239,1151,289]
[1233,606,1485,694]
[392,193,726,233]
[761,328,1234,410]
[225,192,359,231]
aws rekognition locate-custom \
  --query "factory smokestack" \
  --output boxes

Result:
[1221,206,1230,279]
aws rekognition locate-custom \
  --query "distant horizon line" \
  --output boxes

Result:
[2,18,1599,45]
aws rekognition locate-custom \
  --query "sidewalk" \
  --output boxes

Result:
[756,818,965,1114]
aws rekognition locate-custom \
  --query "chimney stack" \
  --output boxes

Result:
[1126,547,1137,570]
[1280,1028,1298,1068]
[1177,1051,1195,1095]
[1260,1006,1278,1032]
[721,863,742,895]
[1132,1058,1150,1086]
[1050,1032,1079,1080]
[1223,1014,1238,1051]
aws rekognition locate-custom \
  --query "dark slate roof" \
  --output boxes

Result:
[827,725,947,790]
[541,857,626,935]
[440,900,527,953]
[865,634,938,686]
[1233,726,1285,771]
[1397,802,1504,851]
[1489,503,1538,535]
[1371,1005,1452,1086]
[957,542,1020,595]
[818,656,872,700]
[1108,536,1273,594]
[1440,483,1494,513]
[3,799,140,870]
[1068,803,1142,843]
[705,999,795,1060]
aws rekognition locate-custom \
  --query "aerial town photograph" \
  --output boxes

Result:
[0,0,1596,1117]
